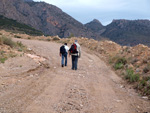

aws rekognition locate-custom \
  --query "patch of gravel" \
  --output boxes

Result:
[53,83,91,113]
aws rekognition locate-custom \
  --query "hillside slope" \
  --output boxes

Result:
[101,19,150,46]
[0,15,43,35]
[0,0,97,38]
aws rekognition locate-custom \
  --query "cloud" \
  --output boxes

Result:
[35,0,150,25]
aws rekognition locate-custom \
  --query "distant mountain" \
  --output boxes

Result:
[86,19,150,46]
[23,0,33,2]
[0,0,97,38]
[1,0,150,46]
[84,19,105,35]
[101,19,150,46]
[0,15,43,36]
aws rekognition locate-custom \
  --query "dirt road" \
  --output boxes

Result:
[0,38,150,113]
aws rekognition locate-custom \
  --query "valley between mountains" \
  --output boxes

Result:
[0,38,150,113]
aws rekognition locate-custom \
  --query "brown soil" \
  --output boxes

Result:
[0,38,150,113]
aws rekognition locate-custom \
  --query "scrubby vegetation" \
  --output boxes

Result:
[53,37,60,41]
[113,57,127,70]
[0,15,43,36]
[125,68,140,82]
[0,36,26,63]
[0,36,16,48]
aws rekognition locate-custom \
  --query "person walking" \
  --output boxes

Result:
[69,40,81,70]
[60,43,69,67]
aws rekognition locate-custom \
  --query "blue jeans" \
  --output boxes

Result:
[71,55,78,70]
[62,53,67,66]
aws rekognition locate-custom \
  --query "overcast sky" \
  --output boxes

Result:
[35,0,150,25]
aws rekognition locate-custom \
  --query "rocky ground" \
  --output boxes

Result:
[0,36,150,112]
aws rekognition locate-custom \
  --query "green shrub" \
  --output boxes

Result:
[143,64,150,73]
[114,63,124,70]
[14,35,21,38]
[116,57,127,65]
[16,41,26,52]
[28,37,31,39]
[9,53,17,58]
[16,41,24,47]
[46,38,51,41]
[53,37,60,41]
[125,68,140,82]
[109,56,119,64]
[2,36,15,48]
[113,57,127,70]
[139,79,147,87]
[0,57,7,63]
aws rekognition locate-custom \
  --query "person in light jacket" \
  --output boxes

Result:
[69,40,81,70]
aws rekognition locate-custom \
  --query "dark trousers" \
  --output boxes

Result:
[62,53,67,66]
[71,55,78,70]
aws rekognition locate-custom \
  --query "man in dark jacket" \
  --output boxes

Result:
[60,43,69,67]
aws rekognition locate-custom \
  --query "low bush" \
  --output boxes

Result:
[138,79,147,88]
[46,38,51,41]
[143,64,150,73]
[28,37,31,39]
[16,41,26,52]
[0,57,7,63]
[53,37,60,41]
[114,63,124,70]
[0,36,16,48]
[114,57,127,70]
[14,35,21,38]
[125,68,140,82]
[116,57,127,65]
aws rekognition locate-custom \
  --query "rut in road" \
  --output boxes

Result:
[0,38,150,113]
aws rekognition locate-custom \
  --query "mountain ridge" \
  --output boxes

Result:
[86,19,150,46]
[0,0,98,38]
[1,0,150,46]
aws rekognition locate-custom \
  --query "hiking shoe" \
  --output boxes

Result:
[62,64,64,67]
